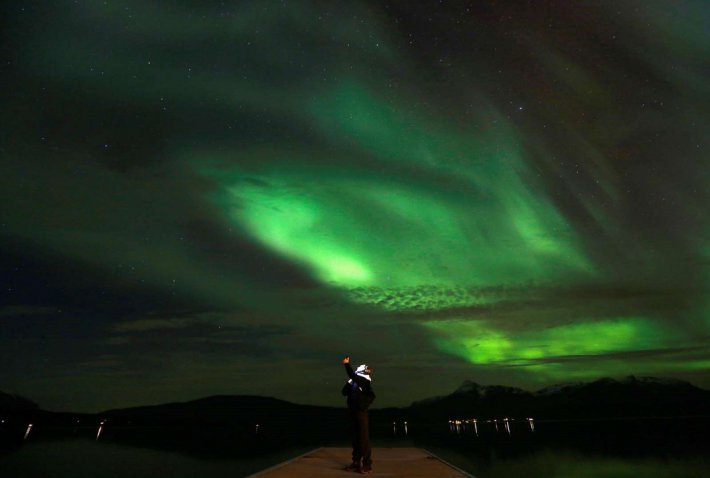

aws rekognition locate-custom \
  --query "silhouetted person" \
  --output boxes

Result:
[342,356,375,474]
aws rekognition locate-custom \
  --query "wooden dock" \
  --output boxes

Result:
[246,447,475,477]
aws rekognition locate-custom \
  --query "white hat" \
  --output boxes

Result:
[355,364,372,381]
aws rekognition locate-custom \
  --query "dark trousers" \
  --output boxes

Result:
[349,410,371,467]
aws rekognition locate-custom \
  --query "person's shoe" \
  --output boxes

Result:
[344,462,360,472]
[359,465,372,474]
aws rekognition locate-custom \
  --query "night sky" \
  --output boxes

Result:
[1,1,708,413]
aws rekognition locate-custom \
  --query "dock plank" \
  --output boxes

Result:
[247,447,474,477]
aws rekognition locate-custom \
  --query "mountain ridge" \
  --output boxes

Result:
[0,391,39,412]
[409,375,710,420]
[2,376,708,421]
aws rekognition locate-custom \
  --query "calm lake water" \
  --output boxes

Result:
[2,418,709,477]
[1,439,313,478]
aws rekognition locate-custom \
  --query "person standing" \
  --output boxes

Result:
[342,356,375,474]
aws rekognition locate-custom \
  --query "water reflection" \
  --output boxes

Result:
[527,418,535,432]
[0,440,316,478]
[475,450,710,478]
[2,417,709,478]
[436,417,710,478]
[449,417,529,437]
[96,420,106,441]
[392,421,408,436]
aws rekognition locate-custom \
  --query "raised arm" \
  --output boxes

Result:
[343,356,356,379]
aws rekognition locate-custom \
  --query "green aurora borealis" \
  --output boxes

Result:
[1,0,709,411]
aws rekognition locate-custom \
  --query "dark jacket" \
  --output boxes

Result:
[342,363,376,412]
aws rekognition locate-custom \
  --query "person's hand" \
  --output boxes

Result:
[343,356,350,364]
